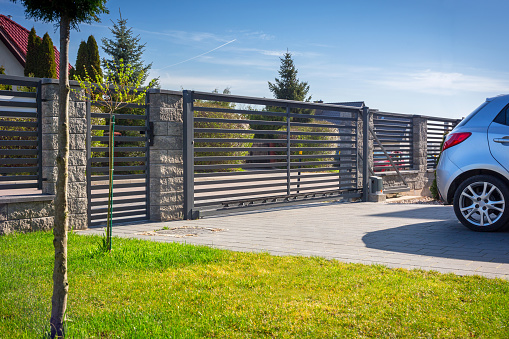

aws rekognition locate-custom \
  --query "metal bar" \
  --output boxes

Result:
[89,173,146,181]
[192,91,362,113]
[91,204,147,214]
[0,158,38,164]
[369,125,408,186]
[0,175,38,181]
[0,100,37,108]
[90,165,146,172]
[0,167,37,173]
[86,97,92,227]
[0,111,37,118]
[0,149,38,155]
[89,157,146,163]
[183,90,195,220]
[0,89,36,97]
[0,183,39,189]
[91,136,146,142]
[362,107,369,201]
[0,130,38,137]
[91,181,147,190]
[0,121,38,127]
[92,125,147,131]
[91,112,146,120]
[91,209,147,220]
[0,74,42,86]
[91,146,146,153]
[91,190,146,199]
[145,90,150,222]
[89,197,146,207]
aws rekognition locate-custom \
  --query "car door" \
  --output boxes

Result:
[488,106,509,173]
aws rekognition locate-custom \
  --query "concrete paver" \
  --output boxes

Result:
[77,201,509,280]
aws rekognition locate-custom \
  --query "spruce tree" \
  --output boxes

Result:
[86,35,102,81]
[74,40,88,80]
[268,51,312,122]
[101,12,152,85]
[39,33,57,79]
[268,51,311,103]
[24,27,40,77]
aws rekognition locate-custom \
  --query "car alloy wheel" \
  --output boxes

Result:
[453,175,509,232]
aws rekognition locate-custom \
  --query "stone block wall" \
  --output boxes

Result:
[40,79,88,230]
[148,89,184,221]
[0,195,55,235]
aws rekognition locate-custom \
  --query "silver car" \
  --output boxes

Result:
[437,95,509,231]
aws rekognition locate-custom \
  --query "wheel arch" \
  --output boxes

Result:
[447,169,509,203]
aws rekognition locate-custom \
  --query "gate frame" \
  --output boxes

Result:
[183,90,363,219]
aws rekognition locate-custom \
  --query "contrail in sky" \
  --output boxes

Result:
[159,39,237,70]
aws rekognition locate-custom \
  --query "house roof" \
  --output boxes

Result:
[0,14,67,78]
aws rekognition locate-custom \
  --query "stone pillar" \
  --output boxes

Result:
[412,116,427,172]
[40,79,88,230]
[148,89,184,221]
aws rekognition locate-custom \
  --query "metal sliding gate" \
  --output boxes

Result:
[183,90,362,219]
[86,101,150,227]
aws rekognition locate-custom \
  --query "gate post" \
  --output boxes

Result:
[147,89,185,221]
[183,90,196,220]
[361,107,372,201]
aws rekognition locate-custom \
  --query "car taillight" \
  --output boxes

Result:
[442,132,472,152]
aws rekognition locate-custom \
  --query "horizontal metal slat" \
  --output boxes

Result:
[0,158,38,165]
[91,147,147,153]
[89,216,148,227]
[0,182,39,190]
[90,165,146,173]
[0,175,38,181]
[90,156,146,163]
[91,204,147,214]
[0,130,38,137]
[0,111,37,118]
[0,120,38,128]
[0,89,37,98]
[0,140,37,146]
[90,209,147,221]
[195,181,287,194]
[0,149,38,156]
[0,100,37,108]
[89,174,147,181]
[0,167,37,174]
[91,113,146,120]
[92,125,147,131]
[91,181,147,190]
[90,197,146,207]
[91,190,146,199]
[92,136,146,142]
[195,187,289,202]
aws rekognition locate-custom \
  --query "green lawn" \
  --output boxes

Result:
[1,231,508,338]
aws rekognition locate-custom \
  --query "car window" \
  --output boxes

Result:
[493,105,509,126]
[456,101,489,128]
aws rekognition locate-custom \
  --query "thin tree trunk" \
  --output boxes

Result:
[50,15,70,339]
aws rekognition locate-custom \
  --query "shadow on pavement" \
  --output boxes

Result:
[362,218,509,264]
[367,205,457,220]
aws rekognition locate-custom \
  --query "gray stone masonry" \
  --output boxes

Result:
[0,195,55,235]
[148,89,184,221]
[41,80,88,230]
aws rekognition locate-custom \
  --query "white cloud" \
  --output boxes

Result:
[136,28,229,44]
[375,70,509,95]
[157,74,268,95]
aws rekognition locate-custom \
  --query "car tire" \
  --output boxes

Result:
[453,175,509,232]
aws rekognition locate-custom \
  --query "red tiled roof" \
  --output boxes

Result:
[0,14,70,78]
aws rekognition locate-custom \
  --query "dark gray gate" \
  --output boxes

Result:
[183,90,362,219]
[86,100,150,227]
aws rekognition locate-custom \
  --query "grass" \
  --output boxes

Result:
[1,231,509,338]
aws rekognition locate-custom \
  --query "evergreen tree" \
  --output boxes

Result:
[87,35,102,81]
[39,32,57,79]
[74,40,88,80]
[268,51,312,122]
[101,12,152,85]
[25,27,40,76]
[268,51,311,102]
[0,65,12,90]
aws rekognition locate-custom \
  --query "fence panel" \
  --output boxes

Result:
[184,91,361,218]
[426,117,460,169]
[0,75,41,194]
[372,111,413,173]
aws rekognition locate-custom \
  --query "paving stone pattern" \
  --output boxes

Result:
[77,202,509,280]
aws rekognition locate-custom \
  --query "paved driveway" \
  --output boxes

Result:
[77,202,509,280]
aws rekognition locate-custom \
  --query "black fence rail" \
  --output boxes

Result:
[0,75,41,193]
[372,111,413,173]
[425,116,460,169]
[86,99,150,227]
[184,90,362,218]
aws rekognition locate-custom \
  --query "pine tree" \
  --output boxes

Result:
[87,35,102,81]
[268,51,311,103]
[39,33,57,79]
[101,12,152,85]
[268,51,312,123]
[24,27,40,77]
[74,40,88,80]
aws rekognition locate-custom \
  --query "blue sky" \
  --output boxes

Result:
[3,0,509,118]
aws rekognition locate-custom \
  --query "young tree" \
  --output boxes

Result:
[39,32,57,78]
[24,27,40,76]
[268,51,312,122]
[101,11,153,85]
[12,1,108,338]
